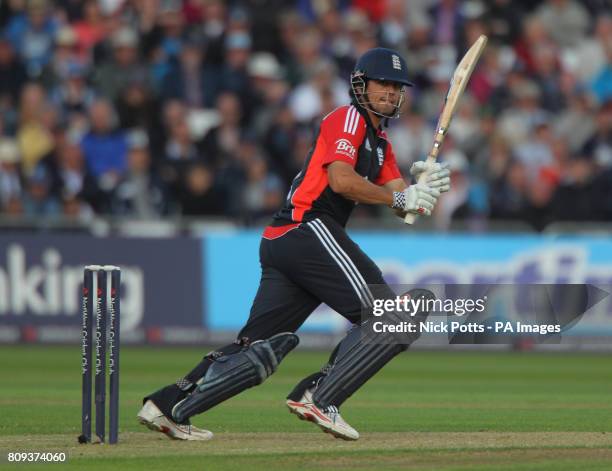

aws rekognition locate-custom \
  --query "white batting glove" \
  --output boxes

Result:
[410,161,451,193]
[391,184,440,216]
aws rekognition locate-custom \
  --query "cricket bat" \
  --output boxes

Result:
[405,35,488,224]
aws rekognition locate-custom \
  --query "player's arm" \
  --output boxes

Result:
[328,162,439,215]
[384,178,408,192]
[327,161,394,205]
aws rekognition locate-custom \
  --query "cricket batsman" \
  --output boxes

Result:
[138,48,451,441]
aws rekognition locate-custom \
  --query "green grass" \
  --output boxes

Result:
[1,346,611,470]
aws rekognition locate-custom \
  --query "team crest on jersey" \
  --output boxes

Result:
[377,147,384,165]
[392,54,402,70]
[335,138,356,159]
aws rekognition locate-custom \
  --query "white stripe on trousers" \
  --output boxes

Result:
[312,219,374,305]
[308,219,374,307]
[307,221,367,307]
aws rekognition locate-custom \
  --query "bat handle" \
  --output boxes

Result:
[404,213,417,224]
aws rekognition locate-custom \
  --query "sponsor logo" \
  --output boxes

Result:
[365,138,371,151]
[392,54,402,70]
[335,138,356,159]
[377,147,384,165]
[0,244,144,331]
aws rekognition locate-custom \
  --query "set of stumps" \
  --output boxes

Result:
[78,265,121,445]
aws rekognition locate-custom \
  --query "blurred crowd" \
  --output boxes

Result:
[0,0,610,230]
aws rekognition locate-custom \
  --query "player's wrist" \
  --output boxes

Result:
[391,191,405,210]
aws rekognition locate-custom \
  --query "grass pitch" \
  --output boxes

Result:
[1,345,611,470]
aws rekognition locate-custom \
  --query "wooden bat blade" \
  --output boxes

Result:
[437,35,488,133]
[404,35,487,225]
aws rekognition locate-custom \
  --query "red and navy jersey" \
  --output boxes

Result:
[273,105,402,228]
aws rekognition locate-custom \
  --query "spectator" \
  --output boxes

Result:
[112,129,168,217]
[514,16,555,75]
[80,99,127,200]
[379,0,408,49]
[198,0,227,66]
[72,0,107,62]
[429,0,464,47]
[61,193,94,221]
[569,15,611,84]
[164,115,200,162]
[342,10,378,73]
[49,61,96,127]
[0,138,23,212]
[468,46,508,106]
[276,10,305,72]
[243,2,284,54]
[490,160,529,221]
[553,90,596,154]
[264,103,301,184]
[286,26,323,86]
[201,92,243,164]
[589,45,612,106]
[0,36,27,110]
[242,156,284,223]
[583,100,612,169]
[523,174,556,231]
[93,27,147,101]
[154,98,186,158]
[154,2,186,64]
[51,136,100,206]
[496,79,549,147]
[248,52,289,138]
[22,163,60,216]
[551,157,602,221]
[177,162,222,216]
[514,121,557,183]
[483,0,523,44]
[160,33,219,108]
[16,82,56,176]
[531,42,565,112]
[5,0,57,77]
[115,74,161,134]
[289,59,347,124]
[40,25,81,89]
[218,31,252,101]
[535,0,590,48]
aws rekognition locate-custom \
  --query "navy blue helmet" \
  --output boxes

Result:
[352,48,413,87]
[351,48,412,119]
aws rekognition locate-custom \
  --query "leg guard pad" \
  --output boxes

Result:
[313,289,434,408]
[312,327,405,409]
[172,332,298,422]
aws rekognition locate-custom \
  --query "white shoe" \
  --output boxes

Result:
[137,400,213,441]
[287,392,359,441]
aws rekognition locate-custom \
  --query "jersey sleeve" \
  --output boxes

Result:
[320,106,366,167]
[374,141,402,185]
